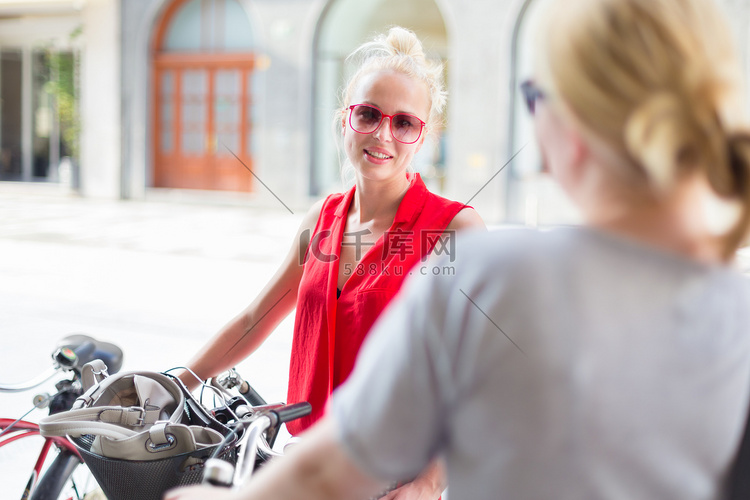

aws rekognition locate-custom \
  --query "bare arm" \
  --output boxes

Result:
[380,458,445,500]
[164,417,385,500]
[179,200,325,389]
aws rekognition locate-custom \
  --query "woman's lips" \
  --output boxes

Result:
[364,148,393,161]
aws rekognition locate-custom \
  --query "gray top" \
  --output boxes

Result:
[332,227,750,500]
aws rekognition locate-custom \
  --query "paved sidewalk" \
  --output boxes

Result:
[0,184,306,495]
[2,183,749,496]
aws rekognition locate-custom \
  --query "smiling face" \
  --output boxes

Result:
[343,69,430,184]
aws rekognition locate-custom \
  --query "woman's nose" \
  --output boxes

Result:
[372,116,393,142]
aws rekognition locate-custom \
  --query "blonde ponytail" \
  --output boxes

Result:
[624,90,726,193]
[721,133,750,258]
[538,0,750,255]
[624,93,699,191]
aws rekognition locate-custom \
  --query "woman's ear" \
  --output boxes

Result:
[568,127,589,172]
[537,104,590,196]
[557,124,590,190]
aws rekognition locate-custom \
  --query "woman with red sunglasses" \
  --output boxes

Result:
[177,26,484,499]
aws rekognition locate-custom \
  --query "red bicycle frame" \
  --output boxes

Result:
[0,418,82,499]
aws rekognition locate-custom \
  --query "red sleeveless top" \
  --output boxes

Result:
[286,174,466,435]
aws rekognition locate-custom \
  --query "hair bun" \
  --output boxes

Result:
[350,26,427,65]
[384,26,426,61]
[624,92,714,191]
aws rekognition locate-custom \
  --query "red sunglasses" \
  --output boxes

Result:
[348,104,426,144]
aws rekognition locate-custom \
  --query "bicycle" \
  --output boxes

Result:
[0,334,123,500]
[188,368,312,488]
[2,337,310,499]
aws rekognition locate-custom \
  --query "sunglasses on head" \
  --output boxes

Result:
[347,104,426,144]
[520,80,546,115]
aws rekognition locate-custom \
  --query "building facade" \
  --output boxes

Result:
[3,0,750,225]
[120,0,522,222]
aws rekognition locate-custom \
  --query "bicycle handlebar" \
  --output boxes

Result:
[202,370,312,489]
[0,367,58,393]
[266,402,311,427]
[239,381,267,407]
[204,401,311,489]
[233,415,273,487]
[0,334,123,393]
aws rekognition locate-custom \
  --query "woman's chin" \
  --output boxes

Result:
[353,165,409,183]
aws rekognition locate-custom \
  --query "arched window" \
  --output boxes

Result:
[152,0,256,192]
[163,0,253,52]
[506,0,582,225]
[311,0,448,195]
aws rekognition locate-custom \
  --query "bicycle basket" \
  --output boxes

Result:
[70,427,236,500]
[41,362,238,500]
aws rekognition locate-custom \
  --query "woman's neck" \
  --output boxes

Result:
[350,173,412,223]
[583,175,726,264]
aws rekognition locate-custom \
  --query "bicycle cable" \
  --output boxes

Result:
[163,366,243,423]
[209,423,244,460]
[0,405,38,438]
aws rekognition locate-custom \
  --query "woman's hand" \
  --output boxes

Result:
[164,485,239,500]
[380,458,445,500]
[379,478,442,500]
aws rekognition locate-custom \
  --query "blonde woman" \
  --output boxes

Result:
[168,0,750,498]
[176,26,484,499]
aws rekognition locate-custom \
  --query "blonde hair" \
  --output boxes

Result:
[536,0,750,258]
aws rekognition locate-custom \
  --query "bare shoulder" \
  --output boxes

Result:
[447,207,486,232]
[300,198,327,232]
[295,198,327,256]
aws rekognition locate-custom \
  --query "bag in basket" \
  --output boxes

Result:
[40,360,236,500]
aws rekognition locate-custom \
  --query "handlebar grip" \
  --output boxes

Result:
[270,402,312,425]
[239,381,267,406]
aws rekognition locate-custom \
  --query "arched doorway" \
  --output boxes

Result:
[311,0,448,195]
[152,0,255,191]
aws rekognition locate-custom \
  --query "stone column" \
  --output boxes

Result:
[80,0,121,198]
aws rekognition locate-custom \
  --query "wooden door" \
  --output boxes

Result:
[154,54,254,191]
